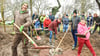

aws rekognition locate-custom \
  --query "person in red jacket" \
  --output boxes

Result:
[43,16,51,28]
[43,16,51,34]
[48,19,61,45]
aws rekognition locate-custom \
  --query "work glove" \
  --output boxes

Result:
[10,20,14,24]
[19,25,24,32]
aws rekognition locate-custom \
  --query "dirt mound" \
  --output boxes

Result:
[0,32,13,56]
[0,32,13,45]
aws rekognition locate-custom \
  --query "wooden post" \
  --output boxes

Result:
[30,0,33,38]
[1,0,6,32]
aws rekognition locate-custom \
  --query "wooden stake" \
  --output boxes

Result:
[30,0,33,38]
[1,0,6,32]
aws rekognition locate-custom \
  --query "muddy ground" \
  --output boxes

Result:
[0,26,100,56]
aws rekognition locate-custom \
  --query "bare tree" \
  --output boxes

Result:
[33,0,51,15]
[73,0,96,13]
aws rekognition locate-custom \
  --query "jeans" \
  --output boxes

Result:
[58,24,61,32]
[34,24,39,29]
[71,29,77,47]
[41,23,44,30]
[63,24,69,32]
[49,31,56,42]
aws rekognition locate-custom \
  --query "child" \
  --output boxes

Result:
[77,18,96,56]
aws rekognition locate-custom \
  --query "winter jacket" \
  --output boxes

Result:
[43,18,51,27]
[40,16,46,23]
[87,16,93,25]
[48,19,61,34]
[62,18,69,25]
[49,15,55,21]
[71,16,80,30]
[77,22,91,40]
[32,14,38,20]
[14,11,32,33]
[93,16,100,23]
[35,20,40,26]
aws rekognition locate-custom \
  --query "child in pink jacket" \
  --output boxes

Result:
[77,18,96,56]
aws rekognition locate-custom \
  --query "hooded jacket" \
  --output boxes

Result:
[43,18,51,27]
[77,22,91,40]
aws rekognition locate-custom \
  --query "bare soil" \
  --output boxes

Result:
[0,28,100,56]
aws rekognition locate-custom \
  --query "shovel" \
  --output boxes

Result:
[75,33,86,38]
[14,23,52,49]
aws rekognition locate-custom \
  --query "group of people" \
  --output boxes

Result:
[11,2,100,56]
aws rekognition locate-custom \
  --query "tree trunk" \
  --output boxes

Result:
[52,0,61,15]
[1,0,6,32]
[30,0,33,38]
[81,0,86,13]
[30,0,33,16]
[57,0,61,9]
[96,0,100,10]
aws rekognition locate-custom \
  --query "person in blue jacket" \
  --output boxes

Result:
[49,12,55,21]
[87,13,93,27]
[34,19,40,29]
[62,14,69,32]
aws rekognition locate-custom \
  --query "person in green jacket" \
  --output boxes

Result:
[40,14,46,29]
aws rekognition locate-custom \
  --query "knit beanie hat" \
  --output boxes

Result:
[73,9,77,14]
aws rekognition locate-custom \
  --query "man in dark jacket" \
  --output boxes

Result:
[92,13,100,34]
[48,19,61,45]
[11,2,32,56]
[71,10,80,50]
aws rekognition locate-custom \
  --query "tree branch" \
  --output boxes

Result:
[96,0,100,10]
[57,0,61,9]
